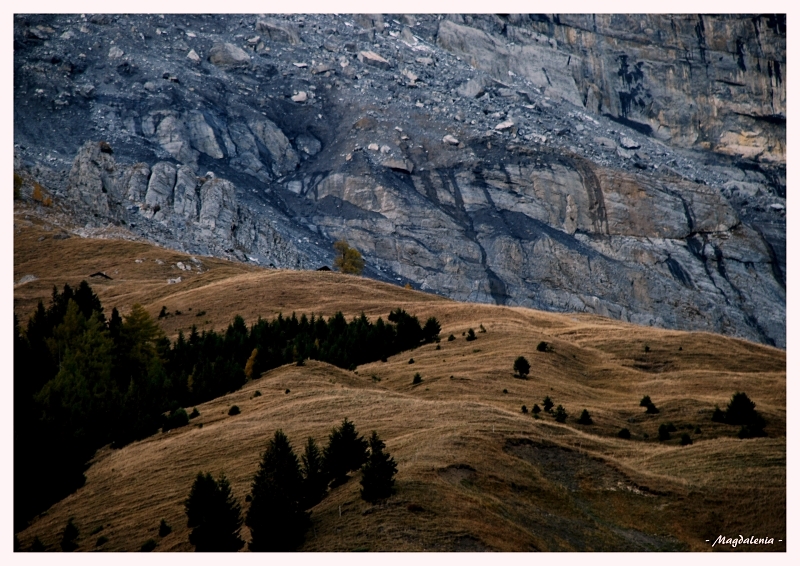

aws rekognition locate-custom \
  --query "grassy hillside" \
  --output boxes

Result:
[14,206,786,552]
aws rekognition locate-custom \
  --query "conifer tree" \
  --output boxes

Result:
[717,391,767,438]
[724,392,762,426]
[246,430,308,551]
[185,472,244,552]
[301,437,327,509]
[322,418,369,486]
[360,431,398,502]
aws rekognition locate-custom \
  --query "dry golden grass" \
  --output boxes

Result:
[14,208,786,552]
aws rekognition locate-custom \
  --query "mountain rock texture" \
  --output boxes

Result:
[13,14,786,346]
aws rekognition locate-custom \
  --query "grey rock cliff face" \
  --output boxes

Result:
[438,15,786,163]
[14,14,785,347]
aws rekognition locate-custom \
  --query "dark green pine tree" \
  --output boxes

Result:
[360,431,398,502]
[322,418,369,486]
[246,430,309,551]
[185,472,244,552]
[301,437,327,509]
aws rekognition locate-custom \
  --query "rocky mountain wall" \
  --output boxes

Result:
[437,14,786,163]
[13,14,785,346]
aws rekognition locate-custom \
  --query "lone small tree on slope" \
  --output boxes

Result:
[513,356,530,379]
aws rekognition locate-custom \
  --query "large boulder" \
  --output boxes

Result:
[208,42,250,68]
[255,18,302,44]
[357,50,392,70]
[155,113,198,166]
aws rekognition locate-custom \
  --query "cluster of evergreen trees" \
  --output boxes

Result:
[712,391,767,438]
[185,419,396,551]
[14,281,433,531]
[14,283,171,531]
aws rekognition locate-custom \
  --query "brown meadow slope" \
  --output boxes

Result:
[14,207,786,551]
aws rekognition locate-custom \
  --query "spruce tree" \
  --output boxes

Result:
[186,472,216,530]
[246,430,309,551]
[301,437,327,509]
[322,418,369,486]
[709,392,766,438]
[185,472,244,552]
[725,392,765,427]
[360,431,398,502]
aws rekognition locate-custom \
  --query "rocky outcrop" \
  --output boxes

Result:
[66,141,116,215]
[244,114,299,177]
[172,166,200,220]
[145,161,176,213]
[187,112,224,160]
[14,14,785,347]
[63,141,305,268]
